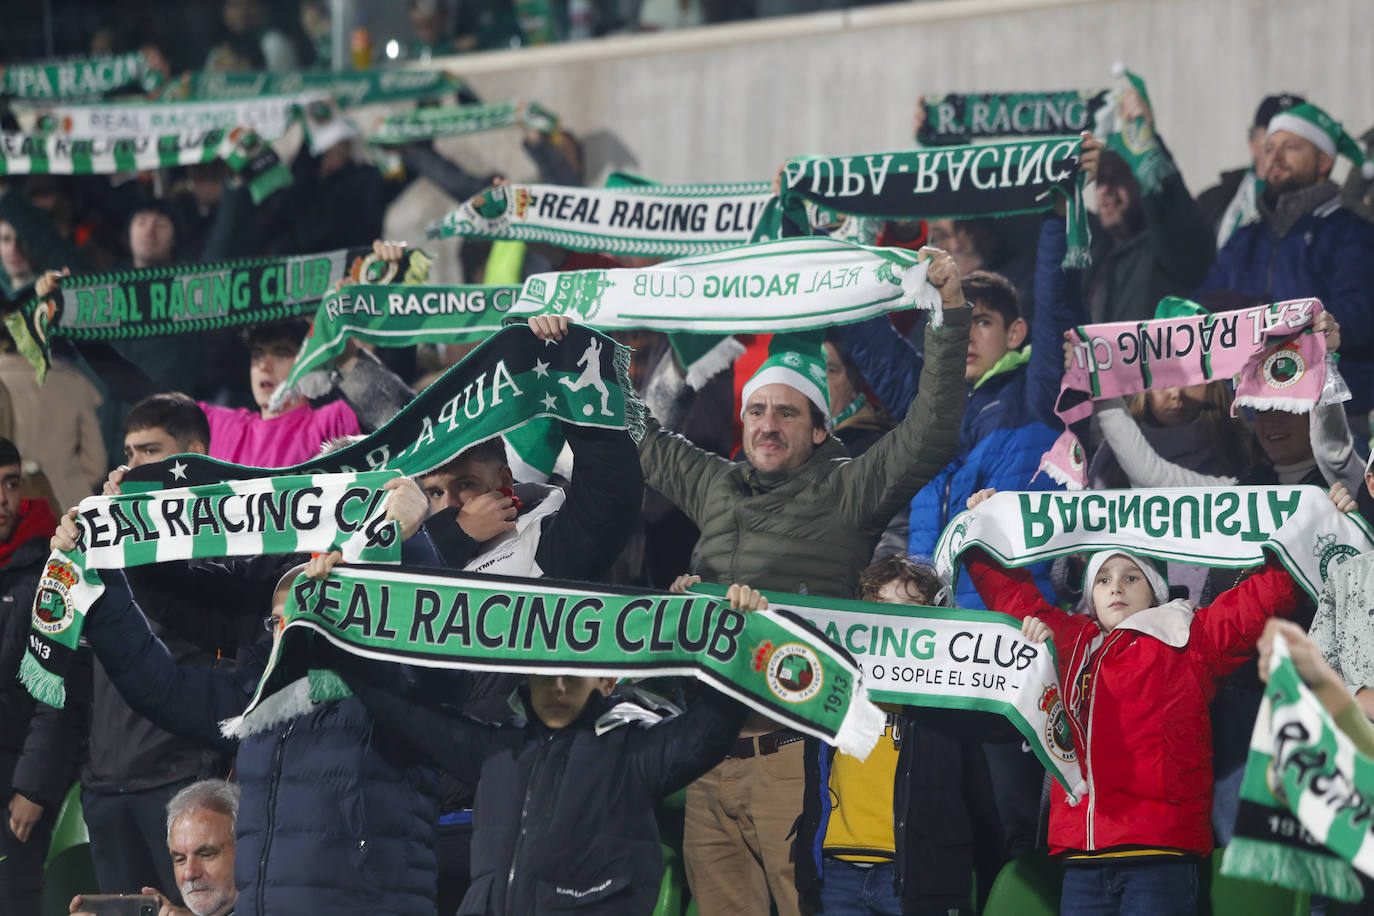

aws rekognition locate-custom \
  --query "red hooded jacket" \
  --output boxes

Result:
[965,550,1300,856]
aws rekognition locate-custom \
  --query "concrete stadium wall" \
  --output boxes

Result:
[387,0,1374,279]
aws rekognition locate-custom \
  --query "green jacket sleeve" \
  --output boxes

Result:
[636,415,734,527]
[832,307,970,531]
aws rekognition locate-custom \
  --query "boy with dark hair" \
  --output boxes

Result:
[121,393,211,468]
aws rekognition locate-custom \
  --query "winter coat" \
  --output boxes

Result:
[964,550,1300,855]
[0,352,105,512]
[82,534,449,916]
[349,682,747,916]
[902,218,1082,606]
[1082,156,1215,325]
[637,309,969,600]
[1194,180,1374,413]
[792,709,979,913]
[0,500,87,809]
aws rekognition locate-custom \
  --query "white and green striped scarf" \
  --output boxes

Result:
[935,487,1374,602]
[1221,634,1371,902]
[512,236,946,330]
[370,100,557,146]
[22,472,403,709]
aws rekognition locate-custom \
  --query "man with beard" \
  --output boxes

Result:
[1195,102,1374,425]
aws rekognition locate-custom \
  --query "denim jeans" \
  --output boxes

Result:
[1060,860,1198,916]
[818,858,903,916]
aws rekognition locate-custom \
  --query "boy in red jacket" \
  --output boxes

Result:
[961,488,1302,915]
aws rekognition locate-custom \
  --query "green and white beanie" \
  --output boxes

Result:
[740,333,831,427]
[1267,102,1374,179]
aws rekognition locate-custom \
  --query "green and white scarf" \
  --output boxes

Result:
[370,100,558,146]
[0,51,163,100]
[770,136,1091,268]
[272,283,520,408]
[5,246,432,381]
[225,564,885,758]
[154,69,466,107]
[121,324,643,492]
[0,127,291,201]
[1092,67,1177,196]
[695,583,1082,798]
[22,472,403,709]
[511,236,946,330]
[918,91,1109,146]
[427,180,775,257]
[1220,634,1369,902]
[934,487,1374,602]
[11,92,325,141]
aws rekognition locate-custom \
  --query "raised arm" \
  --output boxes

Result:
[835,316,923,420]
[1023,216,1086,424]
[1192,555,1301,679]
[963,546,1098,651]
[637,417,735,527]
[535,424,644,581]
[833,270,970,531]
[628,687,748,798]
[82,571,255,755]
[1094,397,1236,487]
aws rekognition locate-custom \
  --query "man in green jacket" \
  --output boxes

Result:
[530,247,970,915]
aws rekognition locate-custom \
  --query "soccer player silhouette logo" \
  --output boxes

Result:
[560,337,616,417]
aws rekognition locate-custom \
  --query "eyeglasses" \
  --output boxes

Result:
[262,616,284,633]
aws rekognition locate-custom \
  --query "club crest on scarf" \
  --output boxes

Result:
[33,558,79,635]
[1313,533,1360,580]
[765,643,824,704]
[1039,683,1076,764]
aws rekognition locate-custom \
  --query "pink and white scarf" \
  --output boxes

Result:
[1041,298,1328,489]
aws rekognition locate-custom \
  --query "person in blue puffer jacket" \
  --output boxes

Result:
[55,480,453,916]
[1194,101,1374,420]
[838,215,1083,609]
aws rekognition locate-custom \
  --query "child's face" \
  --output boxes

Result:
[1091,556,1155,630]
[874,578,929,606]
[528,674,615,729]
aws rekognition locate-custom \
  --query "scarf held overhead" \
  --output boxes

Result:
[154,68,466,106]
[4,245,432,382]
[369,100,558,145]
[918,91,1109,146]
[427,181,776,258]
[512,236,946,332]
[772,136,1090,267]
[694,583,1082,798]
[226,564,885,758]
[1220,634,1370,902]
[21,471,403,709]
[0,51,163,99]
[1042,298,1327,488]
[122,323,643,492]
[272,283,520,408]
[933,487,1374,602]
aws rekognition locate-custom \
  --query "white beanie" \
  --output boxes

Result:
[1082,550,1169,612]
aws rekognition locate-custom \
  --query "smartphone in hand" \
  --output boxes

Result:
[76,894,159,916]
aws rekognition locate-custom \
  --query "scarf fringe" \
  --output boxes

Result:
[267,368,333,413]
[220,676,316,740]
[683,337,745,391]
[612,341,647,444]
[19,652,65,709]
[1037,458,1086,491]
[1221,836,1365,903]
[832,692,886,760]
[1232,395,1313,414]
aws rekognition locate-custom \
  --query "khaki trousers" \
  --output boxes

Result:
[683,737,805,916]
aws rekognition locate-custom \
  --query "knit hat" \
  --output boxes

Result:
[1267,102,1374,180]
[1252,93,1305,131]
[1153,296,1206,321]
[301,99,360,155]
[1082,550,1169,612]
[739,332,830,427]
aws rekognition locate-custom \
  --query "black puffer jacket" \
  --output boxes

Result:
[352,681,746,916]
[84,535,450,916]
[0,504,89,809]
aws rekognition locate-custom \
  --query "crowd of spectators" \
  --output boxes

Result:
[1,7,1373,916]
